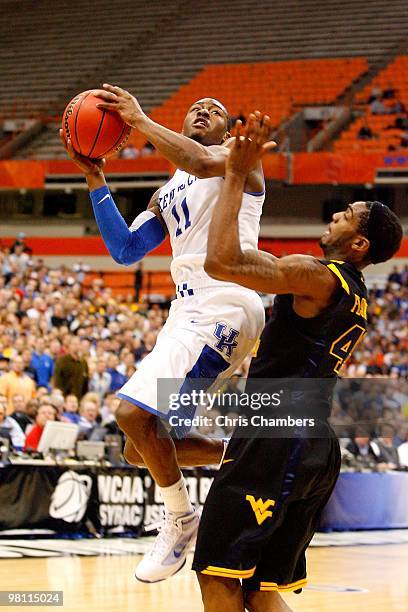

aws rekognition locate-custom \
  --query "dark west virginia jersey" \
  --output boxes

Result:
[193,260,367,592]
[250,260,368,379]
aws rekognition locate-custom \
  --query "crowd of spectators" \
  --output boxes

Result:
[0,243,168,453]
[330,378,408,470]
[358,86,408,151]
[344,266,407,378]
[0,242,406,467]
[368,86,406,116]
[118,142,156,159]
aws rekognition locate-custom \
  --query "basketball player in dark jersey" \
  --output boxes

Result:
[192,114,403,612]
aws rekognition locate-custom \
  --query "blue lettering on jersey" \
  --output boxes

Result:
[158,175,198,213]
[213,322,240,358]
[172,197,191,238]
[159,174,198,212]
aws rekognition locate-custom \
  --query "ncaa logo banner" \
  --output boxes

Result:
[0,465,215,536]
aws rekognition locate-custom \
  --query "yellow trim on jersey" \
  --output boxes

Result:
[222,458,234,464]
[201,565,256,579]
[259,578,308,592]
[326,263,350,295]
[252,337,261,357]
[330,259,345,264]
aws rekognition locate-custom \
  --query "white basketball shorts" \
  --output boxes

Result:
[117,286,265,422]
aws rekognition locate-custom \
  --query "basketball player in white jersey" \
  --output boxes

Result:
[60,86,267,582]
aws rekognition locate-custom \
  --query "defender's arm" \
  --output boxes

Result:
[204,119,335,302]
[204,170,335,298]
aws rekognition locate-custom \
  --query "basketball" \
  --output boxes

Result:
[62,90,131,159]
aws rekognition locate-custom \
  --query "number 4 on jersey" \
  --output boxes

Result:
[330,324,366,374]
[171,197,191,237]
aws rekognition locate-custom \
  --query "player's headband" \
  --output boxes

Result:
[194,98,231,131]
[366,201,387,264]
[194,98,229,117]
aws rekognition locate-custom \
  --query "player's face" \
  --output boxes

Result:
[320,201,368,256]
[182,98,229,145]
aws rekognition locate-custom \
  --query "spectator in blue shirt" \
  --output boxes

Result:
[106,353,127,392]
[30,338,54,389]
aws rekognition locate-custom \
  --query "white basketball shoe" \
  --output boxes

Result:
[135,508,200,583]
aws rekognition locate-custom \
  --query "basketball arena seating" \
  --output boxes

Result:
[0,0,184,120]
[83,271,174,299]
[334,56,408,153]
[1,0,407,159]
[126,58,367,150]
[14,57,368,158]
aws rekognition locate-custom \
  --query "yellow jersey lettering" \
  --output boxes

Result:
[350,294,368,320]
[330,324,366,374]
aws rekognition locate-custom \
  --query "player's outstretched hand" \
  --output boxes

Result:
[94,84,145,129]
[59,129,105,176]
[227,112,276,178]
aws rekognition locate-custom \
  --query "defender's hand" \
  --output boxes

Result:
[94,83,145,129]
[227,112,276,178]
[59,129,105,176]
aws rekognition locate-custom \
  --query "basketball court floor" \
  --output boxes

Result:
[0,537,407,611]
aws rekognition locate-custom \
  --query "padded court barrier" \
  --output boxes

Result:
[319,471,408,531]
[1,464,407,535]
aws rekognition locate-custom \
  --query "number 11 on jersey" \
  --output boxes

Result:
[172,197,191,237]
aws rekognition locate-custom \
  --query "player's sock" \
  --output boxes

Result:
[158,476,193,515]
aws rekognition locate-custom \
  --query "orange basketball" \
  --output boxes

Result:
[62,90,131,159]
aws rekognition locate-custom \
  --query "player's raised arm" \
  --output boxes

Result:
[59,130,167,266]
[93,85,264,191]
[204,115,337,302]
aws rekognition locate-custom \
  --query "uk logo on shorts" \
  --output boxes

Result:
[213,323,239,358]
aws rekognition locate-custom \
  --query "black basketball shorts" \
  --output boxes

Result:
[193,423,341,592]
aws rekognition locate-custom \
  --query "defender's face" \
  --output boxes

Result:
[182,98,229,145]
[320,201,367,253]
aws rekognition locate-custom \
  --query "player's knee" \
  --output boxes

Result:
[122,438,144,466]
[196,572,242,602]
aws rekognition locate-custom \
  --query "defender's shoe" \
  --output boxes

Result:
[135,509,200,583]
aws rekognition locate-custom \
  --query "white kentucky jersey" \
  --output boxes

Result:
[156,169,265,291]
